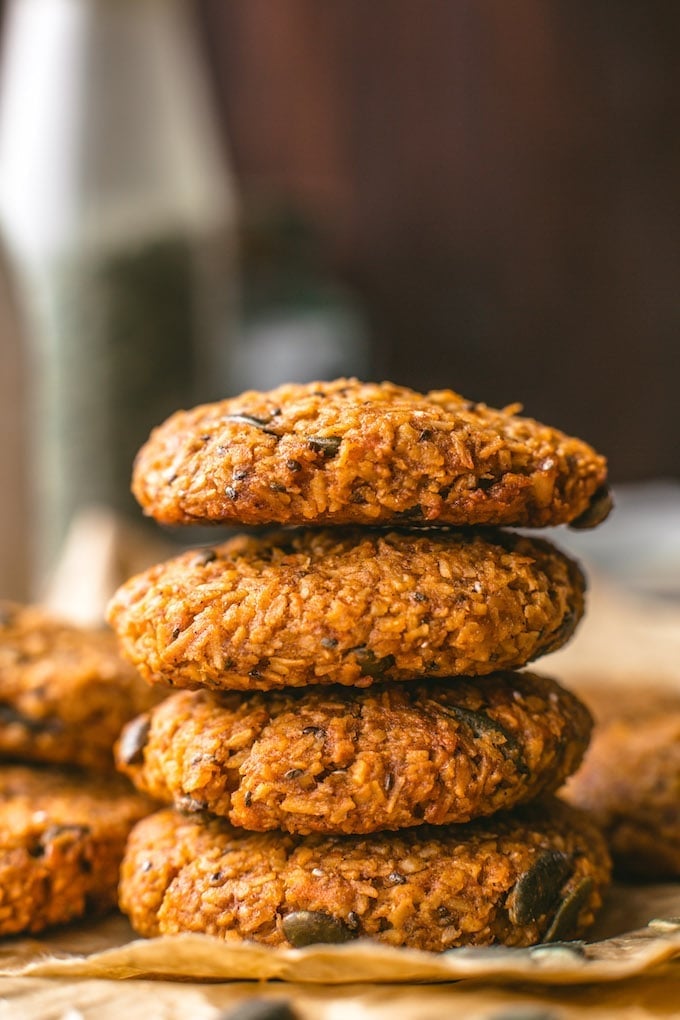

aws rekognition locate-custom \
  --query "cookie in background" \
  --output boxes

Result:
[562,684,680,881]
[0,763,155,936]
[0,600,164,772]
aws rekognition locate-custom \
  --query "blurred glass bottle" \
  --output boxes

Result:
[0,0,237,594]
[229,201,370,394]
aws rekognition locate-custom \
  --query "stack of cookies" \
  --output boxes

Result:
[0,602,157,935]
[108,379,613,952]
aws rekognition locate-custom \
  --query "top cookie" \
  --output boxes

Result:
[132,379,610,529]
[0,601,163,771]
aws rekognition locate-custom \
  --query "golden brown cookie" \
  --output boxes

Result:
[107,528,585,692]
[119,799,610,951]
[0,764,153,936]
[117,672,592,835]
[131,379,610,530]
[562,686,680,880]
[0,602,164,771]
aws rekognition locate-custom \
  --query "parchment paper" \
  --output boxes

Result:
[0,883,679,986]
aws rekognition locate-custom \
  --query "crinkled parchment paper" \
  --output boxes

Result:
[1,884,679,985]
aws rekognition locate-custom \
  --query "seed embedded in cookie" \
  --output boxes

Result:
[116,672,593,835]
[119,799,611,951]
[107,527,586,692]
[131,379,610,530]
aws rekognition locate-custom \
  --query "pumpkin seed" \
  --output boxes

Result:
[438,704,528,774]
[350,646,396,678]
[569,484,613,530]
[224,413,280,437]
[508,850,573,926]
[117,715,150,765]
[282,910,357,947]
[542,876,594,942]
[307,435,342,458]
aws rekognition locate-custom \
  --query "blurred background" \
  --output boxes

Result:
[0,0,678,604]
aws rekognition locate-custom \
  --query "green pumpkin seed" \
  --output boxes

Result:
[438,704,528,775]
[508,850,573,926]
[351,647,396,678]
[569,484,613,530]
[224,413,280,437]
[307,435,342,458]
[282,910,357,947]
[542,876,594,942]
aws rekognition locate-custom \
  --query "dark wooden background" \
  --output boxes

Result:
[199,0,680,482]
[0,0,678,599]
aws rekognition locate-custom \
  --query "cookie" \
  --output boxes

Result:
[562,686,680,880]
[107,528,585,692]
[117,671,592,835]
[0,602,164,771]
[119,799,610,951]
[0,764,153,935]
[131,379,610,530]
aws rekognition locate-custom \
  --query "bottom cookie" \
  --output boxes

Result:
[120,800,610,952]
[0,765,154,936]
